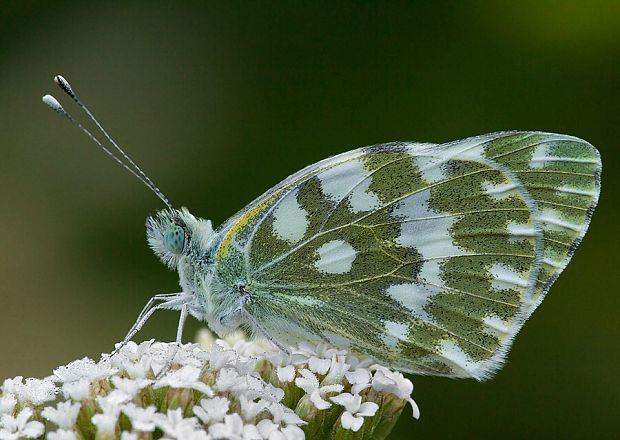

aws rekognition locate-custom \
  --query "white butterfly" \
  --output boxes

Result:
[44,76,601,380]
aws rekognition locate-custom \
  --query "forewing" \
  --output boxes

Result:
[215,132,600,380]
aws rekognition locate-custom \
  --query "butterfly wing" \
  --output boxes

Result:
[213,132,601,380]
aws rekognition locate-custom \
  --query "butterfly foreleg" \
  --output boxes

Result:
[155,303,190,379]
[134,293,184,327]
[110,292,190,357]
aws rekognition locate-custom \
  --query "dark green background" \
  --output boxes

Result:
[1,1,618,438]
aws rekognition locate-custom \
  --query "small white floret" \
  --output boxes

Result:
[2,376,57,405]
[154,365,213,396]
[294,369,344,410]
[345,368,373,395]
[261,383,285,403]
[61,378,91,401]
[0,394,16,414]
[91,412,120,437]
[308,356,332,375]
[41,401,81,429]
[208,413,259,440]
[47,429,77,440]
[193,396,230,425]
[238,395,268,421]
[0,407,44,439]
[155,408,205,439]
[266,401,306,427]
[323,354,351,382]
[330,392,379,432]
[372,367,420,419]
[276,365,296,383]
[111,376,150,398]
[121,403,160,432]
[53,357,116,383]
[208,343,239,370]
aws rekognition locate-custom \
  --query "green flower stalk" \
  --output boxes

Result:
[0,330,419,439]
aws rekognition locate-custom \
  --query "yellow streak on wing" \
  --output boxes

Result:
[216,189,285,261]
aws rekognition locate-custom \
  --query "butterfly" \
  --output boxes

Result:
[44,76,601,381]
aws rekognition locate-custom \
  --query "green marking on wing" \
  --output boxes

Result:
[239,146,547,379]
[212,132,600,380]
[480,132,601,311]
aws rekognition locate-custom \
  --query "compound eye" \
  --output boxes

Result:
[163,225,185,254]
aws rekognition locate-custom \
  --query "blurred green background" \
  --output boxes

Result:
[1,1,619,438]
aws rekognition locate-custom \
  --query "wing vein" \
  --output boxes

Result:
[252,167,494,274]
[317,155,411,233]
[368,207,531,226]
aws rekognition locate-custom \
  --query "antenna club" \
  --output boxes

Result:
[42,94,65,113]
[42,78,172,209]
[54,75,76,99]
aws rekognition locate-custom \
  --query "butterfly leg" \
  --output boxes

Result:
[156,303,189,379]
[110,293,189,357]
[121,293,186,343]
[133,293,183,330]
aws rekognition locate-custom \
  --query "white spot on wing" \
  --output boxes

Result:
[315,239,357,274]
[481,180,519,200]
[349,178,381,213]
[318,159,367,203]
[272,188,309,243]
[317,159,380,213]
[382,320,409,348]
[530,143,550,169]
[391,188,433,220]
[557,185,596,197]
[441,139,486,161]
[483,315,511,338]
[489,263,529,291]
[415,157,448,183]
[393,189,464,259]
[439,340,479,377]
[417,259,444,287]
[507,222,537,237]
[506,221,538,243]
[540,208,582,232]
[386,283,439,321]
[543,257,563,269]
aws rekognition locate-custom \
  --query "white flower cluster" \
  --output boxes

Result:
[0,331,419,439]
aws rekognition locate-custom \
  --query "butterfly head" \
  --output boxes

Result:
[146,207,214,269]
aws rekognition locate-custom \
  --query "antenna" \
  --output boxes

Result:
[42,76,173,209]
